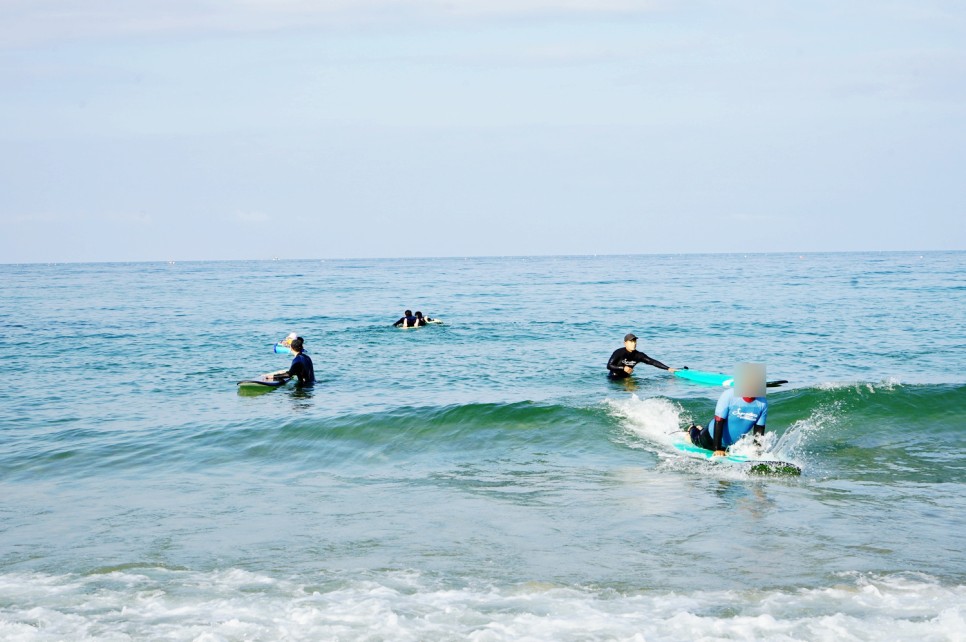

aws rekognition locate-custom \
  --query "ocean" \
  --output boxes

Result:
[1,252,964,640]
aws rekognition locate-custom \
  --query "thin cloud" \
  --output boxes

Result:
[831,49,966,104]
[232,210,271,224]
[0,0,662,48]
[0,211,153,225]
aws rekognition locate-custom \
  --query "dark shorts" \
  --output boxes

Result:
[689,424,715,450]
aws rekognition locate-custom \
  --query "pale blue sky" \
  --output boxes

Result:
[1,0,964,262]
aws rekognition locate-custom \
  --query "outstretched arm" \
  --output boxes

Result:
[634,351,671,371]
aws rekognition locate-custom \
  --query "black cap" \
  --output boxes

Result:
[624,333,638,342]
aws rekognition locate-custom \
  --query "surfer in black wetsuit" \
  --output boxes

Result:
[393,310,418,327]
[281,336,315,386]
[607,333,682,379]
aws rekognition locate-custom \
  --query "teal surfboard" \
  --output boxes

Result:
[675,369,734,386]
[674,369,788,388]
[672,439,801,475]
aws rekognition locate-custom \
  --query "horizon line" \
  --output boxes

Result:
[1,248,959,267]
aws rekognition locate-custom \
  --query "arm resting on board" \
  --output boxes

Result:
[713,416,726,454]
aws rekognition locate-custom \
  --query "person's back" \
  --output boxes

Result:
[287,337,315,386]
[393,310,417,327]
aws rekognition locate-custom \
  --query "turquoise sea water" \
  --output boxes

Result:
[1,252,965,640]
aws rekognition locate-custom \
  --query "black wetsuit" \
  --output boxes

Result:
[606,348,670,378]
[287,352,315,386]
[393,315,418,327]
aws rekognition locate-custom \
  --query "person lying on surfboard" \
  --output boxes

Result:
[392,310,418,327]
[606,333,684,379]
[274,336,315,387]
[413,311,438,326]
[393,310,439,327]
[688,363,767,456]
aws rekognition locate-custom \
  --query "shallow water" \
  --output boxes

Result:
[1,252,964,640]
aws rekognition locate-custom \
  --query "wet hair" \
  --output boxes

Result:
[405,310,412,316]
[291,337,305,353]
[415,311,423,318]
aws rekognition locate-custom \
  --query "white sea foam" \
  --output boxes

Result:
[605,394,685,447]
[771,401,841,468]
[817,377,902,393]
[0,569,963,641]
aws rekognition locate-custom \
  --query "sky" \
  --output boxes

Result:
[1,0,964,262]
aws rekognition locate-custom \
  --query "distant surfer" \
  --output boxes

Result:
[689,363,767,456]
[394,310,438,327]
[393,310,418,328]
[276,336,315,387]
[607,333,682,379]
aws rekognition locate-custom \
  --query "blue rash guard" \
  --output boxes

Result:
[287,352,315,386]
[706,388,767,449]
